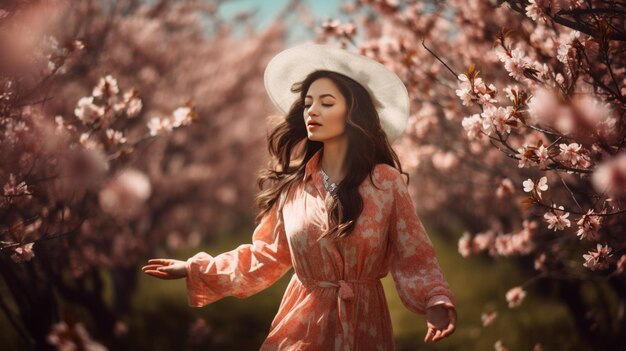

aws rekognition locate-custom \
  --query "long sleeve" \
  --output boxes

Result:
[185,202,292,307]
[387,172,455,315]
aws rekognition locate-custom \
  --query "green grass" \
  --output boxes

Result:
[127,224,583,350]
[0,223,585,350]
[384,227,582,351]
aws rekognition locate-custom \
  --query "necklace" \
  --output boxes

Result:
[320,168,338,193]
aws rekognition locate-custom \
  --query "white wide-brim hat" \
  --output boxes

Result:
[263,43,410,141]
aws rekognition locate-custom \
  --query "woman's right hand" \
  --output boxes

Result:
[141,259,188,280]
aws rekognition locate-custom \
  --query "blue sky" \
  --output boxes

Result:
[219,0,347,39]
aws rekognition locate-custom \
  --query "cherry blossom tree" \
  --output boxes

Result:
[317,0,624,349]
[0,0,293,349]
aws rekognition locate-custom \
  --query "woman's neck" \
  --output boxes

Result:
[320,136,348,184]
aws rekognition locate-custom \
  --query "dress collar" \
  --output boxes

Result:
[303,148,323,183]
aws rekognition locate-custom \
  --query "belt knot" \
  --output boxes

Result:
[297,276,378,300]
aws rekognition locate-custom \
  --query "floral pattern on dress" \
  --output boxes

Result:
[186,149,455,350]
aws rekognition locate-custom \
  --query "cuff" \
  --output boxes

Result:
[185,252,217,307]
[426,294,454,309]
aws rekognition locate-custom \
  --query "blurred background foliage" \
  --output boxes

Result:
[2,220,583,350]
[1,0,624,350]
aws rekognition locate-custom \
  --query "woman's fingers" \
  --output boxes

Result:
[141,264,164,271]
[142,259,187,279]
[147,258,173,265]
[439,307,457,339]
[439,320,455,339]
[424,306,457,343]
[424,327,435,343]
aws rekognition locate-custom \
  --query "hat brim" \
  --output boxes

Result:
[263,43,409,141]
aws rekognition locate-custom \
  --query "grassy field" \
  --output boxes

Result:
[0,223,583,350]
[127,223,582,351]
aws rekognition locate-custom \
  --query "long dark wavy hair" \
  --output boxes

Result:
[255,70,408,238]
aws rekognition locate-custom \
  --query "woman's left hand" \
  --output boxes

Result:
[424,303,457,343]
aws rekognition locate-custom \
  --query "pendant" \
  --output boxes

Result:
[320,168,337,193]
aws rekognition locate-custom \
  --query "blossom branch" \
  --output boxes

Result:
[421,39,459,79]
[556,172,585,212]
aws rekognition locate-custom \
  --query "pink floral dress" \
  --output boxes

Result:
[186,149,455,350]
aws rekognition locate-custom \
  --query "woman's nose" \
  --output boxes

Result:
[307,103,319,116]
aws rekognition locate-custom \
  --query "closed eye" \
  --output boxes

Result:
[304,104,334,108]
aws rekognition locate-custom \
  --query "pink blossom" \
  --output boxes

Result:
[557,31,580,64]
[496,178,514,199]
[530,24,557,55]
[592,153,626,198]
[461,114,483,140]
[322,19,341,33]
[147,116,173,136]
[114,320,128,337]
[456,74,473,106]
[492,229,535,257]
[521,220,538,238]
[74,96,104,124]
[408,106,437,138]
[166,231,184,250]
[3,174,31,198]
[320,19,357,39]
[571,95,616,141]
[558,143,582,166]
[105,129,127,145]
[506,286,527,308]
[474,230,496,251]
[522,178,534,191]
[535,145,550,168]
[456,85,473,106]
[525,0,545,21]
[432,151,458,171]
[543,206,571,231]
[517,146,535,168]
[503,85,522,103]
[188,318,212,346]
[98,168,151,220]
[495,234,515,256]
[79,132,91,146]
[495,340,509,351]
[92,74,119,98]
[576,210,601,241]
[481,105,513,135]
[523,176,548,199]
[11,242,35,263]
[55,115,70,133]
[475,80,497,105]
[534,253,546,271]
[582,244,612,271]
[171,107,193,128]
[496,48,531,81]
[526,88,560,126]
[147,107,193,136]
[616,255,626,275]
[458,232,473,257]
[123,90,142,117]
[47,321,107,351]
[481,311,497,327]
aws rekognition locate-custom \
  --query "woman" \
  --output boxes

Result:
[142,44,457,350]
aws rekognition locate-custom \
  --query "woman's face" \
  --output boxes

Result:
[303,78,348,143]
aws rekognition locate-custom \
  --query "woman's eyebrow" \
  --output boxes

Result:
[305,93,336,99]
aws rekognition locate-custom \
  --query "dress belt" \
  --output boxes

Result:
[294,274,380,350]
[296,276,379,300]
